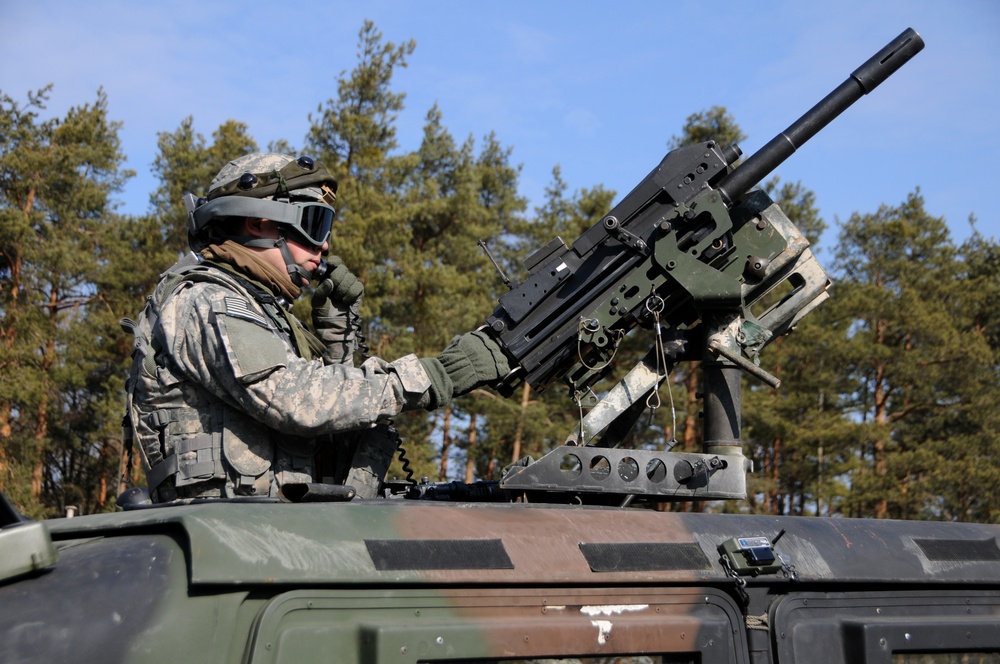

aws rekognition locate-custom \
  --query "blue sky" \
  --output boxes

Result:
[2,0,998,254]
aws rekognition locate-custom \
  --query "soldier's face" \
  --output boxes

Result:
[247,218,328,277]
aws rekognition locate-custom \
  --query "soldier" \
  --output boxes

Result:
[121,153,509,502]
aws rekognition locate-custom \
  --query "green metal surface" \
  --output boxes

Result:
[0,521,57,584]
[7,498,1000,664]
[43,501,1000,588]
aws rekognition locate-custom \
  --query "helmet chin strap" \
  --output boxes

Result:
[237,234,314,286]
[275,235,314,286]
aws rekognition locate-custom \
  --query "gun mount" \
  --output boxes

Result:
[482,28,924,505]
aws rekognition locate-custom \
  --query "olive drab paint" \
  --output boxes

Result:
[4,501,1000,662]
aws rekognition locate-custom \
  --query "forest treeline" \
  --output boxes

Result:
[2,22,998,520]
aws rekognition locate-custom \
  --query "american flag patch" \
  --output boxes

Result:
[224,297,269,327]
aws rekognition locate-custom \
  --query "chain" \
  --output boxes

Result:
[644,296,677,443]
[646,323,661,419]
[574,391,586,446]
[781,557,799,581]
[719,554,751,608]
[770,529,799,581]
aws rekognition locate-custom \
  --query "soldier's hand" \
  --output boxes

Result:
[312,256,363,308]
[436,330,510,397]
[312,256,363,363]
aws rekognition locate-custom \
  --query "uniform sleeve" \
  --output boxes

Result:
[156,282,434,437]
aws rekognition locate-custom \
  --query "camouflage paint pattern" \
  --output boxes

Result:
[5,499,999,664]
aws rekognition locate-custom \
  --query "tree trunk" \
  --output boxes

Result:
[98,437,118,511]
[682,364,704,513]
[511,382,530,463]
[682,364,700,452]
[873,320,889,519]
[0,247,21,470]
[769,436,782,515]
[438,406,452,480]
[464,412,478,483]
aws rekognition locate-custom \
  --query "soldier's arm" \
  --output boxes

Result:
[160,283,434,436]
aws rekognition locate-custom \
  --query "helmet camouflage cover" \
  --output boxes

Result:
[188,153,338,250]
[207,154,337,205]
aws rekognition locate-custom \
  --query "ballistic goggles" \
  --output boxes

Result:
[191,196,334,248]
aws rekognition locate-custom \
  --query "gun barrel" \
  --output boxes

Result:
[716,28,924,206]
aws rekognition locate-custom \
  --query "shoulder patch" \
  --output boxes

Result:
[218,314,289,382]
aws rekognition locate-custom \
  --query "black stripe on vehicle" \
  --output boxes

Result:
[914,538,1000,562]
[365,539,514,570]
[580,542,711,572]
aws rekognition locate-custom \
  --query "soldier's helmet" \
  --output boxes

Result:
[187,153,338,253]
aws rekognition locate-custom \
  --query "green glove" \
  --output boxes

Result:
[313,256,363,307]
[435,330,511,397]
[312,257,364,363]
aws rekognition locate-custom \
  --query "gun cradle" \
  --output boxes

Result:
[489,185,829,397]
[491,189,830,503]
[487,186,830,502]
[568,193,831,451]
[501,445,752,503]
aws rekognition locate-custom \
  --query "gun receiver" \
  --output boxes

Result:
[485,29,923,505]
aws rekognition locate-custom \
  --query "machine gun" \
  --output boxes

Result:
[479,28,924,505]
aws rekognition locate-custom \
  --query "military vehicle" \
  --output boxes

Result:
[6,27,1000,664]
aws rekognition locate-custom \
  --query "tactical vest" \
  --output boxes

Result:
[121,255,322,502]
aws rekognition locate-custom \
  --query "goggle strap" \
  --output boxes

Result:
[194,196,289,226]
[194,197,331,232]
[275,237,313,287]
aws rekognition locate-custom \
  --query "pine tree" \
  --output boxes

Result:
[0,86,134,516]
[668,106,747,151]
[830,191,990,519]
[913,227,1000,522]
[305,20,416,330]
[150,118,258,255]
[738,176,842,516]
[303,24,534,482]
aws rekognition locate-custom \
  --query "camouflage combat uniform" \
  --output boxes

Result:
[123,253,432,502]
